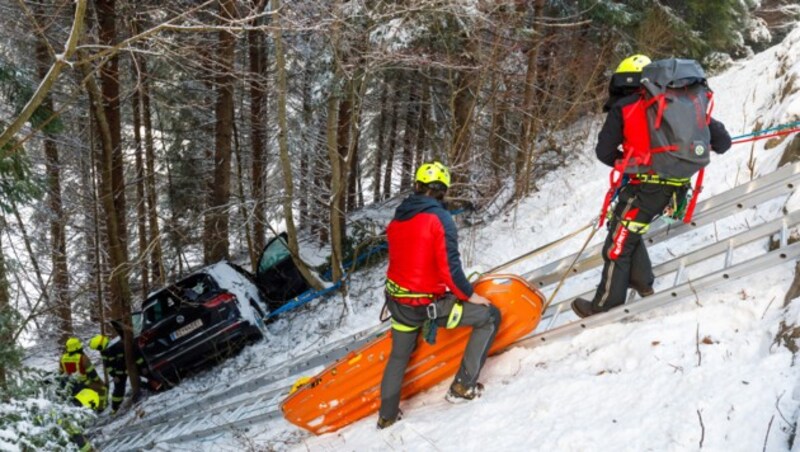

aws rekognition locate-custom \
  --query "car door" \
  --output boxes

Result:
[254,232,311,309]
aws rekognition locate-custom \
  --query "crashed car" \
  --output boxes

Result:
[135,261,269,385]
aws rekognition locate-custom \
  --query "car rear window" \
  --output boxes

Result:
[142,273,218,326]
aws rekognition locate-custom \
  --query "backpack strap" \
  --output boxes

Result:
[683,167,704,223]
[682,88,711,222]
[651,145,679,154]
[598,170,621,228]
[654,94,667,129]
[599,147,635,228]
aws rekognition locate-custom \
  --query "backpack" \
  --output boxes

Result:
[623,58,714,178]
[599,58,714,226]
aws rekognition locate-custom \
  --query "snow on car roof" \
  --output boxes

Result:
[203,261,268,329]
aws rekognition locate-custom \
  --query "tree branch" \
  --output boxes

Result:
[0,0,87,153]
[697,409,705,448]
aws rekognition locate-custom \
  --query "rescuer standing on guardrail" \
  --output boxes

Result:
[571,55,732,318]
[377,161,500,429]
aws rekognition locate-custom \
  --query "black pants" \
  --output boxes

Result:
[591,182,686,312]
[378,294,501,420]
[110,371,126,411]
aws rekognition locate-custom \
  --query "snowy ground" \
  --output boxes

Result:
[98,26,800,452]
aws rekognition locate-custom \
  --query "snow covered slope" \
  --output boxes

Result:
[105,26,800,452]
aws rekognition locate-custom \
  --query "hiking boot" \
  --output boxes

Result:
[637,287,655,298]
[571,298,595,319]
[445,382,484,404]
[377,410,402,430]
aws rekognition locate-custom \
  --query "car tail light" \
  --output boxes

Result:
[203,292,235,308]
[137,329,156,347]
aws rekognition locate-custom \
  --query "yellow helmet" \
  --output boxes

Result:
[74,388,100,410]
[65,337,83,353]
[415,161,451,188]
[89,334,109,351]
[615,54,651,74]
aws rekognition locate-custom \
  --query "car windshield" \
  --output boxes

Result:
[142,273,217,326]
[258,235,291,273]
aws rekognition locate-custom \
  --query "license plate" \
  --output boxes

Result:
[170,319,203,341]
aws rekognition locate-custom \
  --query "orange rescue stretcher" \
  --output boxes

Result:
[281,274,544,434]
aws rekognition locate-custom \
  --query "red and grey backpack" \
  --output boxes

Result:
[599,58,714,226]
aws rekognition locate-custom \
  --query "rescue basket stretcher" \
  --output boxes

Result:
[280,274,544,434]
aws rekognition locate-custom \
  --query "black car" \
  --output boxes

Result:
[135,261,269,386]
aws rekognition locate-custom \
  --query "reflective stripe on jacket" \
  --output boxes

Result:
[60,353,99,382]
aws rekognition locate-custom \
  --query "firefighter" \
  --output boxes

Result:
[89,334,151,413]
[377,161,501,429]
[59,337,106,410]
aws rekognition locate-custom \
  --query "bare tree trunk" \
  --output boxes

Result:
[449,70,478,192]
[233,120,255,267]
[298,64,313,228]
[204,0,236,264]
[489,74,508,186]
[372,82,388,203]
[82,112,101,325]
[327,91,344,283]
[248,1,269,257]
[165,156,184,277]
[356,159,364,208]
[273,0,323,290]
[336,87,351,221]
[86,110,107,325]
[95,0,128,263]
[346,117,361,212]
[35,37,71,343]
[382,79,401,200]
[80,54,139,399]
[141,68,165,285]
[413,78,430,172]
[130,18,166,287]
[400,79,419,191]
[0,216,10,391]
[315,116,331,245]
[515,0,545,197]
[131,71,149,300]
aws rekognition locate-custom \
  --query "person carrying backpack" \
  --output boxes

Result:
[571,55,732,318]
[377,161,500,429]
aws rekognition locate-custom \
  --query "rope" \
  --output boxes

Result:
[540,223,601,312]
[730,120,800,140]
[486,221,594,274]
[731,127,800,145]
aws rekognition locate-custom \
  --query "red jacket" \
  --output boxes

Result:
[386,194,473,306]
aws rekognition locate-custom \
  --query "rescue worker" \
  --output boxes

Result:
[571,55,732,318]
[377,161,501,429]
[53,376,98,451]
[89,334,149,414]
[59,337,106,409]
